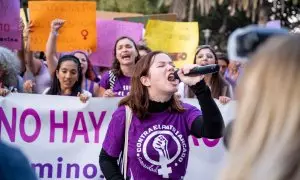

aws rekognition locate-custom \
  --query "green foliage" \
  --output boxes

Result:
[97,0,168,14]
[195,2,252,52]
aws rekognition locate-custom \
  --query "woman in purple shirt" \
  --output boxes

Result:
[99,36,140,97]
[99,51,224,179]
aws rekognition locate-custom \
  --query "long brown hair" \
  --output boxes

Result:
[220,35,300,180]
[188,45,229,98]
[111,36,140,77]
[119,51,184,119]
[72,51,96,81]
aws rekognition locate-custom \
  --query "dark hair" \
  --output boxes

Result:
[111,36,140,77]
[216,52,230,65]
[188,45,229,98]
[137,44,152,53]
[47,55,83,96]
[72,51,96,81]
[33,51,46,61]
[119,51,184,119]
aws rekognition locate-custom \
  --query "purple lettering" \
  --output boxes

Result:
[191,137,220,147]
[57,157,63,178]
[32,163,53,178]
[66,163,80,178]
[202,138,220,147]
[19,109,41,143]
[70,112,89,143]
[192,136,200,146]
[0,107,16,141]
[83,164,97,179]
[89,111,106,143]
[50,110,68,143]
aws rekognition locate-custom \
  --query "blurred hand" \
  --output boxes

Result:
[177,64,204,86]
[0,88,10,97]
[103,89,116,97]
[19,19,25,33]
[23,80,35,93]
[219,96,231,104]
[24,21,33,37]
[77,92,89,103]
[51,19,65,33]
[86,49,93,56]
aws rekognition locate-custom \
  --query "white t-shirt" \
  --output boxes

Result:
[42,87,92,97]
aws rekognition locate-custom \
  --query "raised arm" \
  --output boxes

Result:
[177,64,224,139]
[190,80,224,138]
[17,19,26,75]
[23,21,42,76]
[45,19,65,76]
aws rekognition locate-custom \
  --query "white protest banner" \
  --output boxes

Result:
[0,94,235,179]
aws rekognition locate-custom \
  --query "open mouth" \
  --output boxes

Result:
[168,73,176,81]
[121,54,131,59]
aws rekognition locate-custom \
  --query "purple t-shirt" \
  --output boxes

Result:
[99,71,131,97]
[102,103,202,179]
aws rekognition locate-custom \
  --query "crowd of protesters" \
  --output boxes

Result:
[0,18,242,103]
[1,15,300,180]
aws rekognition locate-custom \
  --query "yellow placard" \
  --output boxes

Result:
[145,20,199,68]
[29,1,96,52]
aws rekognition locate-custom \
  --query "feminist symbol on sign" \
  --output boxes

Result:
[81,29,89,40]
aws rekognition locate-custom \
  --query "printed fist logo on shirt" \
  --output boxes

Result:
[136,125,188,179]
[153,135,170,160]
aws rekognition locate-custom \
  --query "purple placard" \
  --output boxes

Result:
[266,20,281,29]
[89,19,143,67]
[0,0,21,50]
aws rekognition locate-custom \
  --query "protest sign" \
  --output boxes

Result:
[115,13,177,26]
[266,20,281,29]
[0,0,21,50]
[29,1,97,52]
[96,11,143,19]
[89,19,143,67]
[145,20,199,68]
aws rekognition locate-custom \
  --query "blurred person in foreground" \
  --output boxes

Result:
[220,35,300,180]
[0,141,37,180]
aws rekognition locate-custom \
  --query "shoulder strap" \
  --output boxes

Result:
[108,70,116,90]
[122,105,133,179]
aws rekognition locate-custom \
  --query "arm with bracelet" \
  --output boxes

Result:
[45,19,65,77]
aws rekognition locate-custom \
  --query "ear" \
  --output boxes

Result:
[140,76,151,87]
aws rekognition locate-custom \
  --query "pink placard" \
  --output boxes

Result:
[89,19,143,67]
[0,0,21,50]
